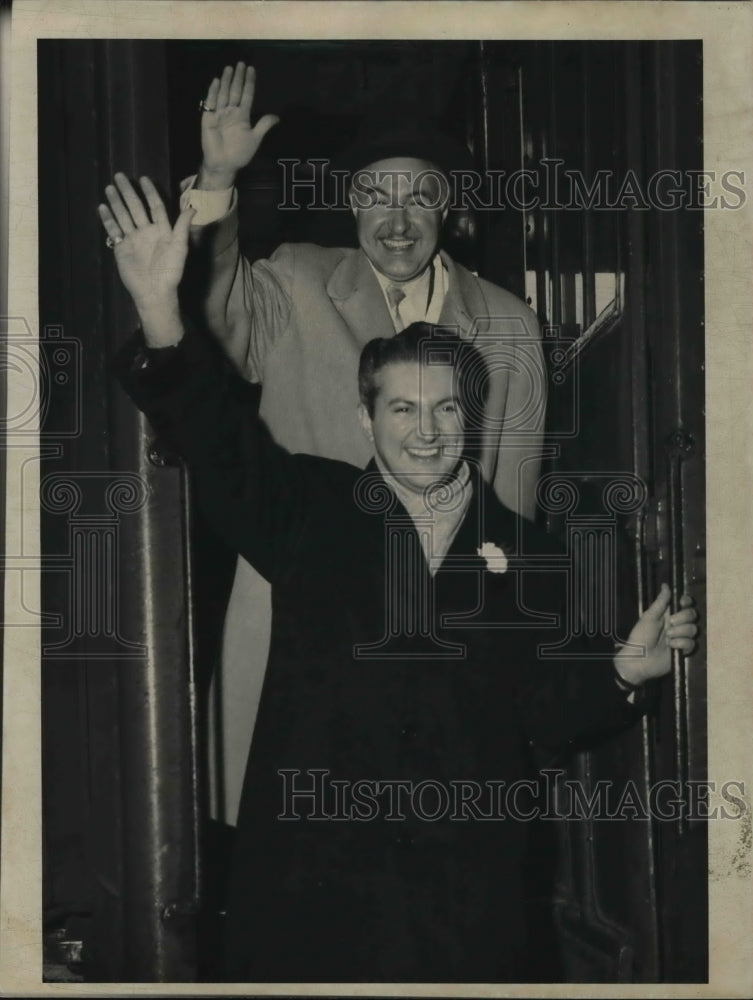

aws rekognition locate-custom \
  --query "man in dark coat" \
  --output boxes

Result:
[183,60,548,826]
[99,176,698,983]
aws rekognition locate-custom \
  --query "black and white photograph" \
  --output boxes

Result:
[1,1,751,994]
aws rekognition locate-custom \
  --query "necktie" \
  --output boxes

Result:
[386,284,406,332]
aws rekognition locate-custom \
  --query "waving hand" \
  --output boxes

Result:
[98,174,195,346]
[199,62,280,190]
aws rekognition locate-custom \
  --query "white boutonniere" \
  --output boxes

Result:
[477,541,508,574]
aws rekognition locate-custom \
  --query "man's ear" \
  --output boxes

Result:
[357,403,374,443]
[350,169,377,216]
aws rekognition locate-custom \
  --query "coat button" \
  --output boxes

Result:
[399,723,417,740]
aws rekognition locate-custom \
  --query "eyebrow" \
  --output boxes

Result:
[360,179,442,198]
[386,396,458,407]
[360,181,391,197]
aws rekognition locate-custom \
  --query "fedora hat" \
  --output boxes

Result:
[332,113,475,180]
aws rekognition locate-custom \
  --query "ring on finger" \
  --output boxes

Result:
[199,98,217,113]
[105,234,124,250]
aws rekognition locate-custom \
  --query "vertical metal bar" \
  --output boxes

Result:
[581,47,596,331]
[114,435,198,982]
[548,43,561,331]
[652,41,696,842]
[477,41,491,175]
[531,46,548,326]
[651,40,707,981]
[623,42,661,980]
[517,65,529,285]
[99,41,199,981]
[180,464,203,917]
[475,40,491,279]
[665,429,694,836]
[662,48,684,435]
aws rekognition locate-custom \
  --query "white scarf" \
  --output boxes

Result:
[375,457,472,575]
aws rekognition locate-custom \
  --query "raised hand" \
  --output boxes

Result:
[98,174,195,346]
[199,61,280,190]
[614,583,699,688]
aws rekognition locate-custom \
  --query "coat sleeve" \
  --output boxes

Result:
[492,304,547,522]
[185,202,296,382]
[469,285,547,522]
[114,324,309,583]
[511,545,650,753]
[515,635,648,755]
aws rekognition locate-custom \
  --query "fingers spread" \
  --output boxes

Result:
[114,172,149,227]
[216,64,233,110]
[104,182,135,234]
[240,64,256,112]
[203,76,220,112]
[97,203,124,240]
[139,176,169,230]
[173,205,197,246]
[228,60,245,106]
[253,113,280,141]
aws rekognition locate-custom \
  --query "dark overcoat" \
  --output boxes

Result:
[118,326,641,984]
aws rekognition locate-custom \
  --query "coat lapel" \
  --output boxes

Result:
[433,471,520,637]
[437,253,512,485]
[326,250,396,346]
[439,473,483,567]
[437,251,490,337]
[325,249,492,346]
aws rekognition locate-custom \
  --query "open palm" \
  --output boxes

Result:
[201,62,279,176]
[98,174,194,308]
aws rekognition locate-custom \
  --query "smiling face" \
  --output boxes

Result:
[350,157,449,283]
[358,360,465,493]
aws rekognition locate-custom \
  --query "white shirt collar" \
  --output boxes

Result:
[368,254,448,328]
[373,456,473,573]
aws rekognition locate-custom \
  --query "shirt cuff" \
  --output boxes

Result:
[179,174,235,226]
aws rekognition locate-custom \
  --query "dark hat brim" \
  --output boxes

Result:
[332,121,475,179]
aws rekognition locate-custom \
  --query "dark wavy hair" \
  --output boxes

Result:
[358,322,489,420]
